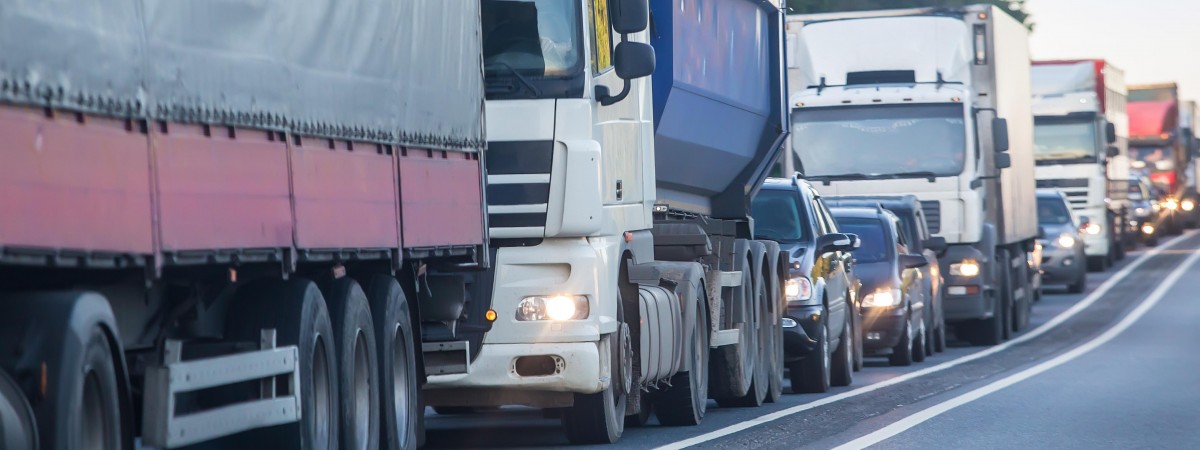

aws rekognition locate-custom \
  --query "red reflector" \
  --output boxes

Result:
[965,286,980,295]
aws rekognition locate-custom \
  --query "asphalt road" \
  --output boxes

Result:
[422,231,1200,450]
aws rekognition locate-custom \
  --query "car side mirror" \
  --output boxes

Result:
[598,42,655,106]
[995,152,1012,169]
[922,236,947,254]
[847,234,862,249]
[609,0,649,34]
[1105,122,1117,144]
[993,117,1010,153]
[1106,146,1120,158]
[816,233,855,255]
[901,254,929,269]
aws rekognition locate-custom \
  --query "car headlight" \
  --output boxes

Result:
[1142,224,1155,235]
[1056,234,1076,248]
[1135,207,1148,216]
[1183,199,1195,211]
[786,277,813,302]
[1083,222,1101,235]
[1165,199,1179,211]
[862,288,903,307]
[516,295,589,321]
[949,260,981,277]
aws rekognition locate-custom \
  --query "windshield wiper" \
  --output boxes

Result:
[808,173,872,184]
[808,171,939,184]
[884,171,939,182]
[485,61,542,97]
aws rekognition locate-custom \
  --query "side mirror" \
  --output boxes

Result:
[922,236,948,254]
[609,0,649,34]
[598,42,655,106]
[816,233,855,255]
[847,234,862,249]
[1106,146,1120,158]
[993,117,1010,153]
[995,152,1012,169]
[1105,122,1117,144]
[900,254,929,269]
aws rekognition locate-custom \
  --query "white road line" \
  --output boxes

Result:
[834,243,1200,450]
[655,231,1196,450]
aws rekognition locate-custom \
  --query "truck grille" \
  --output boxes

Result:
[486,141,553,237]
[921,200,941,234]
[1037,179,1090,209]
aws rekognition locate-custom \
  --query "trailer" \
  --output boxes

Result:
[421,0,789,443]
[0,1,486,448]
[1128,83,1187,233]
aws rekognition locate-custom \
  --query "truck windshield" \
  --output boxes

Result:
[834,218,890,264]
[1034,121,1098,164]
[481,0,584,99]
[1130,146,1175,171]
[792,104,966,179]
[751,190,811,243]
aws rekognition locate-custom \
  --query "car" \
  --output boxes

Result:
[829,206,930,366]
[1037,189,1088,293]
[826,195,949,355]
[752,176,859,393]
[1127,177,1160,246]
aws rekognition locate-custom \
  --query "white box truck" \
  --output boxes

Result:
[786,5,1040,345]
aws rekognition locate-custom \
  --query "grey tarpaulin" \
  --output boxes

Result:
[0,0,485,151]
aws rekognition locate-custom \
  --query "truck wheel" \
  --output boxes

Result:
[889,318,914,367]
[563,303,628,443]
[226,279,339,450]
[0,369,36,450]
[712,268,756,401]
[654,296,710,426]
[790,318,831,393]
[362,276,419,450]
[830,314,854,387]
[718,279,768,408]
[912,318,927,363]
[625,394,654,427]
[322,278,380,450]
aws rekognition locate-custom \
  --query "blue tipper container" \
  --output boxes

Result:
[649,0,789,220]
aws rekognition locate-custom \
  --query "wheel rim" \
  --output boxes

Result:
[312,336,333,446]
[352,331,372,449]
[80,370,111,450]
[821,326,830,383]
[391,323,411,445]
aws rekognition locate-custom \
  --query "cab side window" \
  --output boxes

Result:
[813,197,837,235]
[894,218,910,254]
[588,0,614,75]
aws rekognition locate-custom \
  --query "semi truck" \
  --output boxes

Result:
[1128,83,1188,233]
[1180,101,1200,227]
[1030,59,1130,271]
[422,0,789,443]
[785,5,1040,346]
[0,1,486,449]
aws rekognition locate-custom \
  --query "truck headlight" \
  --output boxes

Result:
[862,288,902,307]
[1083,222,1102,235]
[949,260,981,277]
[516,295,589,321]
[1056,234,1076,248]
[1165,199,1179,211]
[1183,199,1195,211]
[786,277,813,302]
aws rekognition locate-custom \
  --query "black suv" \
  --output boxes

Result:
[829,206,930,366]
[751,177,859,393]
[826,195,948,355]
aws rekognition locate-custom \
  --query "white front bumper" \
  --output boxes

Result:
[425,341,606,394]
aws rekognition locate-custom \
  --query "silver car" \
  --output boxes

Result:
[1037,189,1087,293]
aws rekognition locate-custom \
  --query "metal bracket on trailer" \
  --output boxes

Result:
[142,330,301,448]
[705,270,743,348]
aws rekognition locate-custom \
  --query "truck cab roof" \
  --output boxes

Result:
[792,83,968,109]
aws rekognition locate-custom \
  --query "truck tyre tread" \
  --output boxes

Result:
[0,369,37,450]
[717,278,768,408]
[323,278,381,450]
[563,302,628,443]
[654,297,710,426]
[361,275,419,450]
[711,266,756,401]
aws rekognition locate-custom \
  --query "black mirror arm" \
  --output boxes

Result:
[596,79,631,106]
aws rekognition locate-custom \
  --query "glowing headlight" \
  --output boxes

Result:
[1056,234,1076,248]
[1083,223,1102,235]
[949,260,981,277]
[786,277,813,302]
[862,288,902,307]
[1183,200,1195,211]
[1165,199,1179,211]
[1135,207,1148,216]
[516,295,589,321]
[1142,224,1156,235]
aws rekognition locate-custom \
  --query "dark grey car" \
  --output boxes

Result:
[1037,189,1087,293]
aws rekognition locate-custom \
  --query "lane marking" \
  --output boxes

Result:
[655,231,1196,450]
[834,243,1200,450]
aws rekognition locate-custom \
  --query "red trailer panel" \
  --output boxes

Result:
[0,108,153,254]
[399,150,484,248]
[292,143,401,249]
[154,125,292,251]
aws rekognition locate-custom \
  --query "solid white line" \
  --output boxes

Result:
[834,243,1200,450]
[654,231,1196,450]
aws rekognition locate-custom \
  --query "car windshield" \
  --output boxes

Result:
[481,1,583,77]
[1037,197,1073,225]
[751,190,811,243]
[1034,121,1098,162]
[793,103,967,178]
[834,218,890,264]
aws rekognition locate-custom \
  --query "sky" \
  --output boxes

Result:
[1027,0,1200,102]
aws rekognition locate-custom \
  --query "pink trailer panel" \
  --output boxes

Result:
[0,108,154,254]
[399,151,484,248]
[154,125,292,251]
[292,144,400,249]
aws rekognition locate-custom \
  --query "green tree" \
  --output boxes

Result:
[785,0,1033,30]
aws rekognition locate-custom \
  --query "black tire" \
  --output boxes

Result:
[924,312,936,356]
[322,278,380,450]
[361,276,419,450]
[0,292,129,450]
[563,301,629,443]
[830,315,854,387]
[655,293,710,426]
[625,393,653,427]
[1087,255,1108,272]
[934,322,947,353]
[1067,273,1087,294]
[1012,264,1031,333]
[889,319,914,367]
[852,304,864,372]
[0,369,37,450]
[711,268,756,401]
[719,277,768,408]
[912,318,927,363]
[791,318,831,393]
[226,279,339,450]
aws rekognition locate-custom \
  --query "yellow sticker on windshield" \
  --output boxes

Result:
[591,0,613,73]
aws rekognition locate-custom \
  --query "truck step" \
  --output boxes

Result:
[423,341,471,375]
[710,329,740,348]
[142,330,300,448]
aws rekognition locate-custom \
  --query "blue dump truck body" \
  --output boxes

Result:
[649,0,789,220]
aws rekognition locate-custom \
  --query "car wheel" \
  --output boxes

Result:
[912,317,927,363]
[889,319,914,367]
[790,319,831,394]
[1067,272,1086,294]
[830,315,853,387]
[934,322,947,353]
